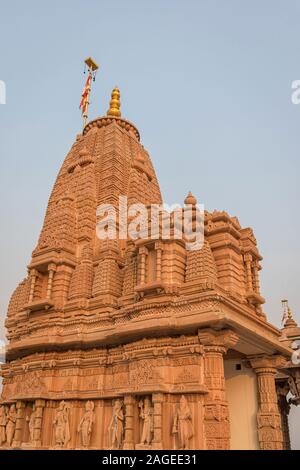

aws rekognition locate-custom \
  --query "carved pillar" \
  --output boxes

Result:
[32,399,45,447]
[46,263,56,300]
[123,395,135,450]
[139,247,148,285]
[12,401,25,448]
[152,392,163,449]
[198,328,239,450]
[252,259,260,294]
[155,243,162,282]
[244,253,252,292]
[250,356,286,450]
[28,269,38,302]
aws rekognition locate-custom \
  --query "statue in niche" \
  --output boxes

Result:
[6,403,17,447]
[0,405,7,446]
[26,403,38,444]
[138,397,153,446]
[172,395,194,449]
[77,401,95,448]
[53,401,70,448]
[108,399,124,449]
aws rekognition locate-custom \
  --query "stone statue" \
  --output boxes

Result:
[6,403,17,447]
[109,399,124,449]
[0,405,7,446]
[77,400,95,448]
[287,375,300,405]
[172,395,194,449]
[53,401,70,448]
[138,397,153,446]
[26,404,38,444]
[288,376,299,398]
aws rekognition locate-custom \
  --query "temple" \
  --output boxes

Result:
[1,87,300,450]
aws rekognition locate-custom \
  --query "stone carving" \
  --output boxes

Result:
[185,240,218,283]
[14,371,46,396]
[6,404,17,447]
[137,397,153,447]
[27,403,38,444]
[205,403,228,422]
[77,400,95,448]
[108,399,124,449]
[130,361,153,387]
[257,413,281,430]
[288,375,300,404]
[172,395,194,450]
[53,401,70,448]
[176,368,198,384]
[276,381,291,450]
[0,405,7,446]
[129,360,162,390]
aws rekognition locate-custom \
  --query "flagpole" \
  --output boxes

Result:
[281,299,288,326]
[81,57,99,130]
[82,67,92,129]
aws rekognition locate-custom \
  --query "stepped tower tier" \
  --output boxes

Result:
[1,88,296,451]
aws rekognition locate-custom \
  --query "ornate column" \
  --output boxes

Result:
[251,259,260,294]
[198,328,239,450]
[28,269,39,303]
[12,401,26,447]
[152,392,163,449]
[46,263,56,300]
[139,247,148,285]
[123,395,135,450]
[32,399,45,447]
[244,253,253,292]
[155,242,162,283]
[250,355,286,450]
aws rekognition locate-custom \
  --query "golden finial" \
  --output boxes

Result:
[107,86,121,117]
[284,303,297,327]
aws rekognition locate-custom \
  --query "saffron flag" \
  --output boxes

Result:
[79,74,91,115]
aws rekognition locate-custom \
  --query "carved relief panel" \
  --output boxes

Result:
[163,394,204,450]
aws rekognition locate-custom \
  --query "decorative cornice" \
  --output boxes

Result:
[83,116,140,141]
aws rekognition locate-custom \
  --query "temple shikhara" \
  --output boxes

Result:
[1,81,300,450]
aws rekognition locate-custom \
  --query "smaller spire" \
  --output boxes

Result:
[107,86,121,117]
[184,191,197,206]
[285,306,297,327]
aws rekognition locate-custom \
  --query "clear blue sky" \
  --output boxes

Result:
[0,0,300,445]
